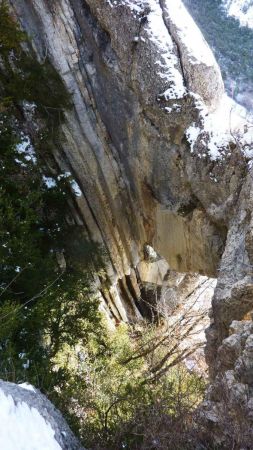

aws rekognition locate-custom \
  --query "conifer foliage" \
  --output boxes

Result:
[0,0,103,391]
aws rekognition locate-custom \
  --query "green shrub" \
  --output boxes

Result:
[53,323,206,449]
[0,0,105,398]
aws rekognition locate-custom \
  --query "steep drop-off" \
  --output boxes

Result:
[9,0,236,314]
[183,0,253,111]
[7,0,253,444]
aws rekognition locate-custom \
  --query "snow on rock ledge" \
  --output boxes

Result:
[186,93,253,162]
[107,0,187,100]
[160,0,224,111]
[0,380,84,450]
[107,0,224,110]
[144,0,187,100]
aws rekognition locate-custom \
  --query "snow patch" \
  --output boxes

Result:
[19,383,36,393]
[186,93,253,160]
[43,176,57,189]
[58,172,82,197]
[222,0,253,28]
[147,1,187,99]
[70,180,82,197]
[163,0,217,67]
[0,389,62,450]
[43,173,82,197]
[16,136,37,165]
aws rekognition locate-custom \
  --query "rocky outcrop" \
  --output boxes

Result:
[7,0,253,444]
[0,380,84,449]
[201,320,253,448]
[9,0,242,317]
[161,0,224,111]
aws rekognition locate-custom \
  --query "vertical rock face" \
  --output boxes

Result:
[160,0,224,111]
[9,0,236,311]
[7,0,253,443]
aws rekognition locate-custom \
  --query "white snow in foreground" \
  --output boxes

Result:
[222,0,253,28]
[186,94,253,160]
[163,0,216,67]
[0,389,61,450]
[19,383,36,393]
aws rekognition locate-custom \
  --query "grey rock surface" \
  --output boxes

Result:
[9,0,238,306]
[161,0,224,111]
[202,321,253,447]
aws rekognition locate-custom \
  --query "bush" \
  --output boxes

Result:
[0,0,105,399]
[53,323,207,449]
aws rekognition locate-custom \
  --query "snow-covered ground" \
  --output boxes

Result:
[0,388,61,450]
[19,382,36,392]
[222,0,253,28]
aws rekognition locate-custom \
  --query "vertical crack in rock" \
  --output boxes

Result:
[158,0,187,88]
[159,0,224,111]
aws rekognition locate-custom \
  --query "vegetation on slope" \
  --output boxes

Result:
[0,0,104,394]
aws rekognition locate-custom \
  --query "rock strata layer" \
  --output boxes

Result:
[10,0,234,315]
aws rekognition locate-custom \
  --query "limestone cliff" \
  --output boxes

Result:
[7,0,253,445]
[9,0,235,316]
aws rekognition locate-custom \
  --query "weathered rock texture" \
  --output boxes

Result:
[9,0,232,315]
[7,0,253,445]
[0,380,84,449]
[201,320,253,448]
